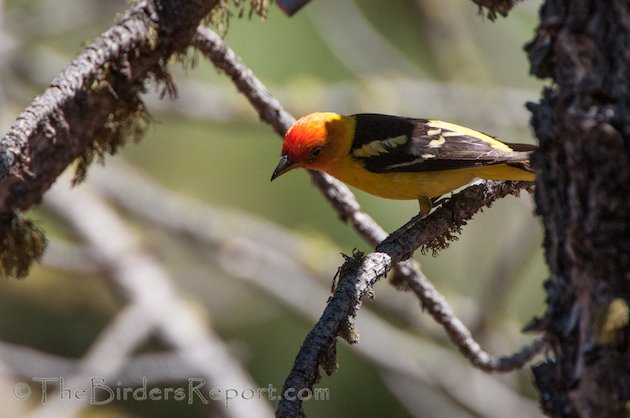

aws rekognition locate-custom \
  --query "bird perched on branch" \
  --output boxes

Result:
[271,112,536,213]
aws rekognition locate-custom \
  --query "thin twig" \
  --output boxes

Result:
[398,260,545,372]
[276,182,537,416]
[214,238,542,417]
[314,178,544,371]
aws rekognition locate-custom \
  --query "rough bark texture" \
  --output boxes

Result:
[0,0,215,217]
[526,1,630,416]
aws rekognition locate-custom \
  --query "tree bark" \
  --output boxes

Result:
[526,1,630,416]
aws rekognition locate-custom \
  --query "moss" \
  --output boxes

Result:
[0,214,47,279]
[73,92,149,184]
[208,0,273,35]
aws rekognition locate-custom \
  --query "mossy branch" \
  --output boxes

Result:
[0,0,221,277]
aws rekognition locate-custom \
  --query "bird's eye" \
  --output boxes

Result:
[310,147,321,158]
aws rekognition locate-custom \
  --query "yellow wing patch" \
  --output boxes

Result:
[426,120,512,152]
[352,135,408,158]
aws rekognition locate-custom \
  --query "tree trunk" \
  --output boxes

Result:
[526,1,630,417]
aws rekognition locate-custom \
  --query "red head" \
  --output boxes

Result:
[271,112,348,181]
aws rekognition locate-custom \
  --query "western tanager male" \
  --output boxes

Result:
[271,112,536,213]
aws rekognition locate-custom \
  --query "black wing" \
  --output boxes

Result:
[349,114,535,173]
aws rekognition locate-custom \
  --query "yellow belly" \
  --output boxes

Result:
[325,162,534,200]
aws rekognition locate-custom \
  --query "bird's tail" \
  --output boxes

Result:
[503,142,536,176]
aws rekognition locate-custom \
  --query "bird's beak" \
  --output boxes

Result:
[271,155,297,181]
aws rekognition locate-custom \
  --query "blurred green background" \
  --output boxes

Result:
[0,0,546,417]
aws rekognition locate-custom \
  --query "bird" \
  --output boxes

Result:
[271,112,536,213]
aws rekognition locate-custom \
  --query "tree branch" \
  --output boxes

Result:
[276,181,536,417]
[193,26,295,137]
[0,0,221,277]
[0,0,217,212]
